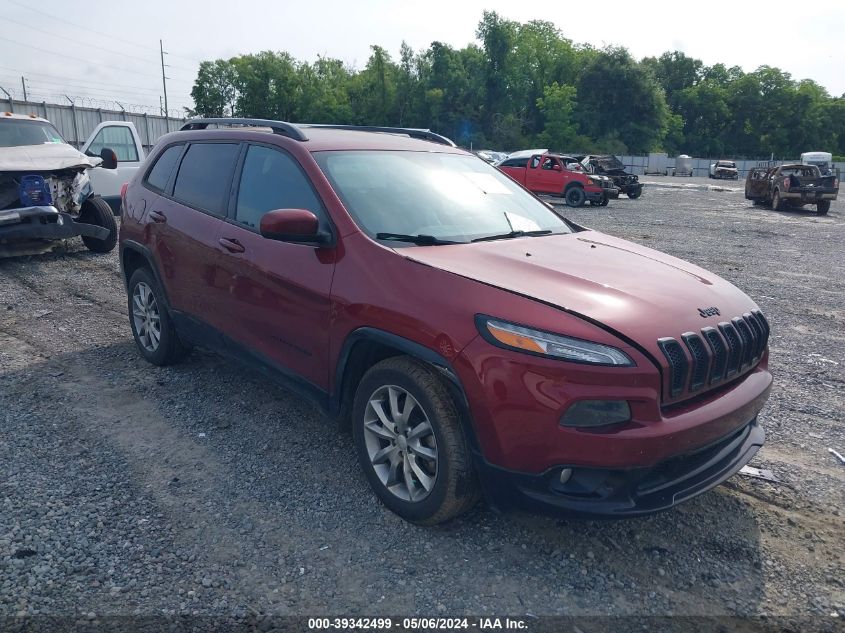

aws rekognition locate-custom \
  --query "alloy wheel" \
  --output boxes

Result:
[363,385,438,502]
[132,281,161,352]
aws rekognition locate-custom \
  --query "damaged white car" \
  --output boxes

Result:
[0,113,118,257]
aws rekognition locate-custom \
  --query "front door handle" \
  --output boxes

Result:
[149,210,167,223]
[218,237,245,253]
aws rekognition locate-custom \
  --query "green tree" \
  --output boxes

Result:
[575,47,670,153]
[536,82,577,151]
[189,59,236,117]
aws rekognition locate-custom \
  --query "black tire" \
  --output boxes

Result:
[127,268,190,366]
[772,188,784,211]
[78,196,117,253]
[564,186,586,207]
[626,186,642,199]
[352,356,480,525]
[817,200,830,215]
[600,194,609,206]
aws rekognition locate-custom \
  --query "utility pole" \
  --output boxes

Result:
[160,39,169,118]
[20,76,27,102]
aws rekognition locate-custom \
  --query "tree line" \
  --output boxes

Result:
[189,11,845,158]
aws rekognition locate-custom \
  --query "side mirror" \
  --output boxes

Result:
[99,148,118,170]
[260,209,331,245]
[553,164,562,171]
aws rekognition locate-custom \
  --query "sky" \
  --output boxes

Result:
[1,0,843,116]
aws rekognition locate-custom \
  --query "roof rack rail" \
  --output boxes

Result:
[299,124,456,147]
[180,118,309,142]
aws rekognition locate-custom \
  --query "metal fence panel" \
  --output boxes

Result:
[4,98,185,152]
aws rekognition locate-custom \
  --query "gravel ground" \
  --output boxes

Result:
[0,184,843,626]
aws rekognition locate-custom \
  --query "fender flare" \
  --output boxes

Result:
[119,240,172,311]
[331,327,482,452]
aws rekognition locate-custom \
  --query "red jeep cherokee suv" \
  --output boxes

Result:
[119,119,772,525]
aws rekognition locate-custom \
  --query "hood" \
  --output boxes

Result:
[404,231,757,355]
[0,143,101,172]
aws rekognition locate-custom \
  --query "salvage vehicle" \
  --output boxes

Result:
[575,154,643,199]
[82,121,146,214]
[745,163,838,214]
[475,150,507,165]
[709,160,739,180]
[0,113,118,257]
[120,118,772,525]
[497,152,618,207]
[800,151,834,176]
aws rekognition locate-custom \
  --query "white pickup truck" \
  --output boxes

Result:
[81,120,146,214]
[0,114,145,256]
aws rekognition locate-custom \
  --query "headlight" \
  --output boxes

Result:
[476,316,635,366]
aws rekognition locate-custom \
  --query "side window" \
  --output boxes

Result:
[144,145,183,192]
[172,143,240,216]
[235,145,323,230]
[87,125,138,162]
[542,157,555,170]
[530,156,540,169]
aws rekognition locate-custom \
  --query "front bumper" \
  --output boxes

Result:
[0,206,109,242]
[477,417,764,518]
[585,187,619,202]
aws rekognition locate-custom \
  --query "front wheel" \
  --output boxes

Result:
[564,186,586,207]
[772,189,784,211]
[352,357,479,525]
[626,186,642,199]
[817,200,830,215]
[79,196,117,253]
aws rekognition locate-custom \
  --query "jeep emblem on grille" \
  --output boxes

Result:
[698,306,721,317]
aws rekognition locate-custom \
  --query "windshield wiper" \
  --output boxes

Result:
[471,229,553,243]
[376,232,465,245]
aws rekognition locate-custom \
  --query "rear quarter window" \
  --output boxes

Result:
[144,144,183,192]
[501,158,528,168]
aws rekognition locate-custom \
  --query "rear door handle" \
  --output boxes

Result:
[149,210,167,223]
[218,237,245,253]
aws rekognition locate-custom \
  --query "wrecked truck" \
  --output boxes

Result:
[576,154,643,198]
[0,113,118,257]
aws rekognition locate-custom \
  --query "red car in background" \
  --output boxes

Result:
[119,119,772,525]
[496,150,619,207]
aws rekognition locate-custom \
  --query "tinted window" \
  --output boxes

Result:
[173,143,239,216]
[235,145,323,229]
[145,145,183,192]
[87,125,138,161]
[501,158,528,168]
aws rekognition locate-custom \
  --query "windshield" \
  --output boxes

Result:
[314,151,572,244]
[0,119,66,147]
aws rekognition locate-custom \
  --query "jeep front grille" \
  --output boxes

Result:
[658,310,769,402]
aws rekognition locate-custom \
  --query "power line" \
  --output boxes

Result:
[5,0,206,67]
[0,35,164,80]
[2,14,182,69]
[0,64,186,92]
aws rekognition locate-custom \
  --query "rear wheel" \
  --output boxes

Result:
[564,186,586,207]
[78,196,117,253]
[626,186,642,199]
[352,356,479,525]
[817,200,830,215]
[772,188,784,211]
[127,268,190,366]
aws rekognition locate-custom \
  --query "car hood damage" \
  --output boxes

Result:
[404,231,757,355]
[0,142,101,172]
